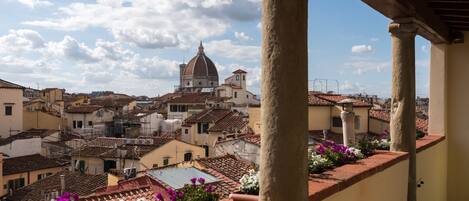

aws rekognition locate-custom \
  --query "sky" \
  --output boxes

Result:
[0,0,430,98]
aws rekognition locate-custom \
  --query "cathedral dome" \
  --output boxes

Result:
[183,42,218,80]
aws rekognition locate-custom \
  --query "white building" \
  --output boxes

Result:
[0,129,60,158]
[215,69,260,113]
[64,105,115,137]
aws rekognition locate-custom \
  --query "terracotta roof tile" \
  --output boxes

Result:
[308,95,333,106]
[370,109,428,133]
[232,69,247,74]
[167,92,215,104]
[65,105,103,113]
[184,108,232,124]
[8,170,107,201]
[0,79,24,89]
[0,129,59,146]
[208,112,247,132]
[315,94,372,107]
[240,135,261,146]
[196,155,255,182]
[3,154,65,175]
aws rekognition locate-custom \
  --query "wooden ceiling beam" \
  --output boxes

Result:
[362,0,452,43]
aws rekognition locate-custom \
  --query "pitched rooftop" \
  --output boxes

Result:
[3,154,65,176]
[65,105,103,113]
[208,111,247,133]
[184,108,232,125]
[0,129,58,146]
[370,109,428,133]
[8,170,108,201]
[0,78,24,89]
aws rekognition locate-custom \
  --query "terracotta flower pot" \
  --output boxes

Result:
[229,193,259,201]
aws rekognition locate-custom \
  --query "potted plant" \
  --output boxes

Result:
[155,177,219,201]
[229,169,259,201]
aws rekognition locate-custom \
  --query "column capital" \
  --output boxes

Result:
[388,21,418,35]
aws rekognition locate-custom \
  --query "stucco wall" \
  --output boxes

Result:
[0,88,23,138]
[323,159,408,201]
[23,111,65,130]
[308,106,331,131]
[369,118,389,134]
[0,138,42,157]
[139,140,205,169]
[248,107,261,134]
[446,32,469,201]
[214,140,260,165]
[323,139,447,201]
[2,166,63,196]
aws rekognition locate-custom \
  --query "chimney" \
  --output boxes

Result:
[60,174,65,194]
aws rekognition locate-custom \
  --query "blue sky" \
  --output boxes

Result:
[0,0,429,97]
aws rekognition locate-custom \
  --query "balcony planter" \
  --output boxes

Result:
[229,193,259,201]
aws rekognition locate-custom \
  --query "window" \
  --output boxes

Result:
[7,178,25,191]
[197,123,209,134]
[184,152,193,161]
[202,145,209,157]
[74,160,85,173]
[332,117,342,127]
[153,164,158,168]
[243,75,245,80]
[198,82,202,85]
[236,75,239,80]
[354,116,361,129]
[73,121,77,129]
[163,157,169,166]
[234,92,237,98]
[104,160,117,172]
[37,173,52,181]
[88,121,93,126]
[187,82,190,86]
[77,121,83,128]
[170,105,177,112]
[210,82,213,86]
[4,106,12,116]
[246,95,249,98]
[170,105,187,112]
[185,129,189,134]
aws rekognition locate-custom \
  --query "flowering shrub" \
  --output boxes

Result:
[56,192,79,201]
[155,177,218,201]
[316,141,363,166]
[308,151,333,174]
[239,169,259,195]
[372,138,390,150]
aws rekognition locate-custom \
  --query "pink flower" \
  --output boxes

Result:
[190,177,197,185]
[197,178,205,185]
[155,192,164,201]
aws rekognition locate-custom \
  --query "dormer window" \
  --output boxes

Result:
[243,75,245,80]
[236,75,239,80]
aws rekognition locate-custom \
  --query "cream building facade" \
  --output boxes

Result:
[0,79,24,139]
[64,105,115,136]
[71,138,205,175]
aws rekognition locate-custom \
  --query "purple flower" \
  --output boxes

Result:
[72,193,79,201]
[190,177,197,185]
[155,193,164,201]
[205,184,214,193]
[197,178,205,185]
[176,191,184,198]
[62,192,71,198]
[166,188,175,196]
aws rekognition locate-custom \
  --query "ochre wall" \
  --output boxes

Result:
[446,32,469,201]
[1,166,63,196]
[0,88,23,138]
[23,111,65,130]
[416,140,447,201]
[323,140,447,201]
[323,159,409,201]
[248,107,261,134]
[139,140,205,170]
[369,118,389,134]
[308,106,331,131]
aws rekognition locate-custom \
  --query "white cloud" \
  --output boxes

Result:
[0,29,45,53]
[370,38,379,42]
[205,40,260,62]
[17,0,53,8]
[234,31,251,41]
[344,59,390,75]
[340,81,366,94]
[351,45,373,54]
[22,0,261,49]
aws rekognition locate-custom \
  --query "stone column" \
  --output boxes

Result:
[260,0,308,200]
[389,21,417,201]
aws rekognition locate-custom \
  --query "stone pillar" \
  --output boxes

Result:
[341,107,355,146]
[389,21,417,201]
[260,0,308,200]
